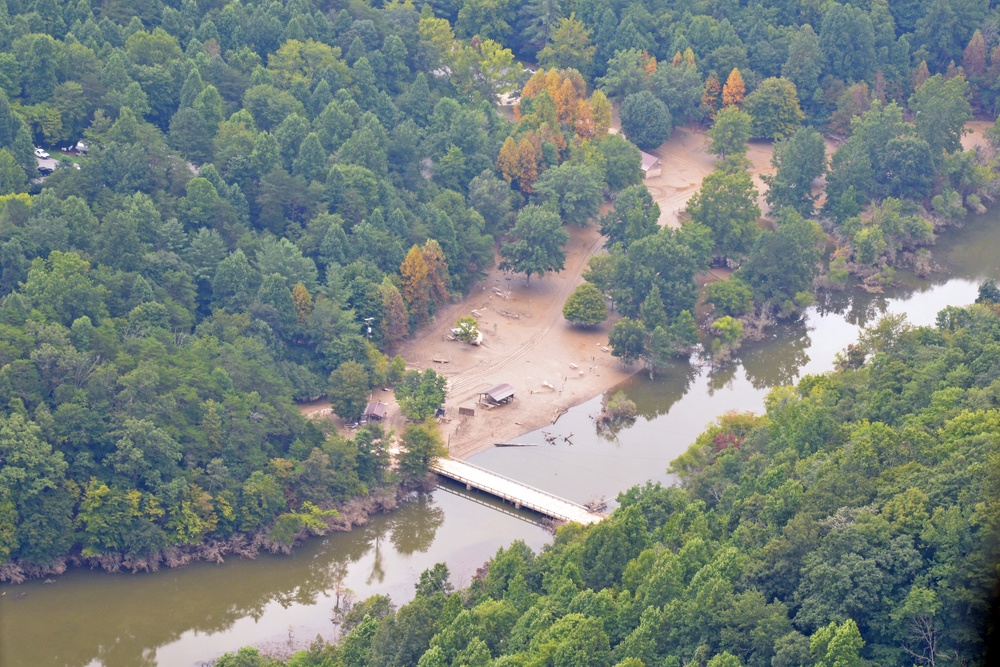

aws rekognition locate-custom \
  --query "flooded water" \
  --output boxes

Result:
[1,211,998,666]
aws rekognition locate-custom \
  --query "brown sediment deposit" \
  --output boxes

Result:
[304,120,996,460]
[396,223,633,459]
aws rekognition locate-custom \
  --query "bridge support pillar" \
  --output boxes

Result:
[515,502,521,509]
[466,483,471,490]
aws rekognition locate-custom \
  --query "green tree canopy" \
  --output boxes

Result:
[500,206,570,284]
[620,91,672,150]
[686,168,761,264]
[563,282,608,326]
[764,126,827,216]
[743,77,804,140]
[396,369,448,422]
[328,360,371,421]
[738,209,824,313]
[398,423,447,481]
[706,105,753,161]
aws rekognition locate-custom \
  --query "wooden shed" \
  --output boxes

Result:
[365,400,387,421]
[479,383,515,406]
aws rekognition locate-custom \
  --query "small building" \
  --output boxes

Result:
[365,400,387,421]
[640,151,661,179]
[479,383,515,406]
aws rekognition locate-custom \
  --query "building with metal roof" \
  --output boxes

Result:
[479,383,515,405]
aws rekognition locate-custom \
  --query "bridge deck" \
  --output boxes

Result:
[431,458,605,525]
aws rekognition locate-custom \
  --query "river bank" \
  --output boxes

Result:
[387,119,997,461]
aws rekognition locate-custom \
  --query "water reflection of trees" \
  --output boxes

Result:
[8,496,445,667]
[604,360,699,424]
[813,285,891,328]
[387,494,445,555]
[706,360,738,395]
[740,319,812,390]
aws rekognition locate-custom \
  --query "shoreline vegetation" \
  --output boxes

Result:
[0,484,412,584]
[0,0,998,617]
[222,295,1000,667]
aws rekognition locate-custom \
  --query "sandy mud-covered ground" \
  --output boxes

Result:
[303,119,995,459]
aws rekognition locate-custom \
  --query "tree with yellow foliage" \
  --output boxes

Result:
[590,90,612,136]
[554,78,578,125]
[516,136,543,192]
[422,240,450,307]
[400,246,431,325]
[497,136,519,183]
[574,99,596,139]
[291,283,313,324]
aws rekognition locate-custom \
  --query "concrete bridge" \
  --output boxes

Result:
[430,457,605,525]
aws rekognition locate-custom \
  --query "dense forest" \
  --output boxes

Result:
[218,295,1000,667]
[0,0,999,600]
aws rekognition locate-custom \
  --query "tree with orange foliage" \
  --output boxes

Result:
[554,78,578,125]
[422,240,450,307]
[519,69,587,122]
[702,73,721,118]
[722,68,745,107]
[516,136,542,192]
[644,53,658,77]
[400,245,431,325]
[574,99,595,139]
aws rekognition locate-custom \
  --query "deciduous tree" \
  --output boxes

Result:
[537,15,596,76]
[620,91,672,150]
[499,206,569,284]
[563,282,608,326]
[400,246,432,325]
[398,423,447,481]
[764,126,826,216]
[328,360,370,422]
[706,106,753,160]
[743,77,804,139]
[687,168,761,264]
[721,68,745,108]
[609,317,646,365]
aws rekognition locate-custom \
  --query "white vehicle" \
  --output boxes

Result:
[34,147,50,159]
[450,327,484,345]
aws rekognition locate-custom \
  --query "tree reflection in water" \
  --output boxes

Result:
[602,358,699,428]
[0,494,446,667]
[740,317,812,390]
[814,285,891,328]
[387,494,446,555]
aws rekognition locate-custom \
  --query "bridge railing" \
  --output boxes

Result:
[430,457,602,522]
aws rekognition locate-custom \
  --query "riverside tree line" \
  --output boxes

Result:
[218,295,1000,667]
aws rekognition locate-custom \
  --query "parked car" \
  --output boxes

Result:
[34,147,50,158]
